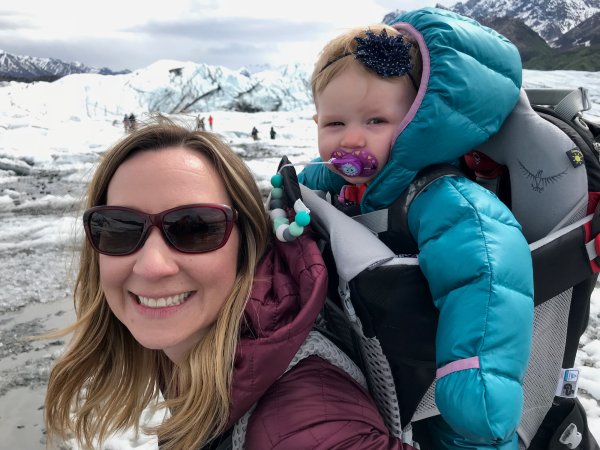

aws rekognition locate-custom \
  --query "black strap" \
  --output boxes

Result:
[277,156,302,208]
[531,220,596,305]
[380,163,464,254]
[528,397,600,450]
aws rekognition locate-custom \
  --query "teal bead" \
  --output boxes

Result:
[295,210,310,227]
[273,216,289,232]
[271,173,283,188]
[288,222,304,237]
[271,187,283,199]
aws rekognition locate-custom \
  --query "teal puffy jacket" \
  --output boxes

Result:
[300,8,534,448]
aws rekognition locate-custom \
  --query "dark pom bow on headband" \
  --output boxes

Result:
[321,29,418,90]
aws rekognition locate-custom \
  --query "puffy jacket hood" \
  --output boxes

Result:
[226,235,328,427]
[360,8,522,212]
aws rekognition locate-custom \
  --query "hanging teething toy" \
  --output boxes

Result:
[268,171,311,242]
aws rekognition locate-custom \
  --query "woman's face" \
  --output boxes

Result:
[99,146,240,363]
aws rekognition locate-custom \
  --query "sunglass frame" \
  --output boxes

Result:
[83,203,238,256]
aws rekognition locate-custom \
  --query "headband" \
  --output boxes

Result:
[320,29,418,90]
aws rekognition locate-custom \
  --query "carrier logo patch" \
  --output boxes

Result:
[555,368,579,398]
[566,148,584,168]
[518,160,567,193]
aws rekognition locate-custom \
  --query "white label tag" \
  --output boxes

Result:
[555,368,580,398]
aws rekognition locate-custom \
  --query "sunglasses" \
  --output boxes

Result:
[83,203,238,256]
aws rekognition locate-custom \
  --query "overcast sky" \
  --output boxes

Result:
[1,0,449,71]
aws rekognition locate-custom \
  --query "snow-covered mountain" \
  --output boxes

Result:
[447,0,600,43]
[1,59,314,120]
[0,50,129,82]
[3,56,600,125]
[556,11,600,47]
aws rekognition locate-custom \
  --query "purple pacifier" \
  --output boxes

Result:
[330,149,379,177]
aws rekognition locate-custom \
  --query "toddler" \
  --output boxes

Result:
[300,8,534,449]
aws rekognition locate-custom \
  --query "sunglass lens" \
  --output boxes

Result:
[88,210,145,255]
[163,207,228,252]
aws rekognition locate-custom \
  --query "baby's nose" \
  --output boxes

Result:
[340,126,366,148]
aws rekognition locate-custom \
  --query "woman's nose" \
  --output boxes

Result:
[340,125,366,148]
[132,228,179,278]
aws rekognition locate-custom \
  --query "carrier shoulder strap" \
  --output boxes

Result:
[353,163,464,254]
[526,88,600,194]
[525,88,592,123]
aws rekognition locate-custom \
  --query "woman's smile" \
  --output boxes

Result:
[134,290,194,308]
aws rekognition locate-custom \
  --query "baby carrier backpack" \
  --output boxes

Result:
[265,87,600,450]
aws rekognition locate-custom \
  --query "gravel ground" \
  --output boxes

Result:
[0,142,274,449]
[0,160,84,448]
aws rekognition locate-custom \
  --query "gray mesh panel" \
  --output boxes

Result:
[518,289,572,448]
[412,380,439,422]
[289,330,367,387]
[357,334,403,437]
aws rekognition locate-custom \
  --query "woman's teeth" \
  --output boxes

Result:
[137,292,192,308]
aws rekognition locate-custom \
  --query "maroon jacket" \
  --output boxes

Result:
[226,235,410,449]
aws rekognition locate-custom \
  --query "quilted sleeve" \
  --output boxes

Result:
[407,176,534,444]
[245,356,408,450]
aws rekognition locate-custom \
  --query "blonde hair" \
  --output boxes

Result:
[311,24,422,101]
[44,118,270,450]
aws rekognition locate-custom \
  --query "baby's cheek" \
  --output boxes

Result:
[318,148,331,162]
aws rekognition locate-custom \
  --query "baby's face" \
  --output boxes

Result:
[314,63,417,185]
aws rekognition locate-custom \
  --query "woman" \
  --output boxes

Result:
[44,119,407,449]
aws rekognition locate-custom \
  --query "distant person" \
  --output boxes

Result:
[251,126,259,141]
[122,114,130,133]
[270,126,276,140]
[208,115,214,130]
[196,115,206,131]
[128,113,137,132]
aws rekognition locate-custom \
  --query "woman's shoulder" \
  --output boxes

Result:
[245,355,403,450]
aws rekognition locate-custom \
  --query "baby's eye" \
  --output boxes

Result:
[326,121,344,127]
[368,117,386,125]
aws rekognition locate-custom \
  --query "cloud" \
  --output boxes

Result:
[0,0,442,71]
[127,16,329,43]
[373,0,451,12]
[0,11,35,30]
[0,32,276,71]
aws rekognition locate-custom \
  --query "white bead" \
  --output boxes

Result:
[275,223,289,242]
[269,208,287,220]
